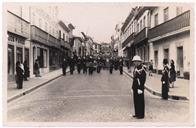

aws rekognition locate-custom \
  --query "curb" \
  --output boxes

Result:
[123,71,189,101]
[7,71,70,103]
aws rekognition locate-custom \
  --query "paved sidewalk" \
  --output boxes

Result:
[123,67,190,100]
[7,68,68,102]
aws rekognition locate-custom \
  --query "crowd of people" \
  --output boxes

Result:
[61,54,124,76]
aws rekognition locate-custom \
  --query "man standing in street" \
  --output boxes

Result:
[119,57,123,75]
[69,56,75,75]
[109,57,114,74]
[132,55,146,119]
[62,58,68,76]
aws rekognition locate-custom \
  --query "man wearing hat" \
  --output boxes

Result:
[131,55,146,119]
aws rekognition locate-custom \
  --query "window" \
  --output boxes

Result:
[39,18,42,28]
[176,7,183,16]
[154,13,158,26]
[37,48,47,68]
[164,7,169,22]
[45,22,48,32]
[137,23,139,33]
[140,20,142,31]
[63,33,65,40]
[59,30,61,39]
[143,16,146,28]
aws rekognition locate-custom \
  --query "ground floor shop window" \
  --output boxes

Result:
[25,48,29,66]
[16,47,23,63]
[8,45,14,77]
[37,47,47,68]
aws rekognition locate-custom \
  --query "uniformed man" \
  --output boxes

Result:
[77,57,82,74]
[119,57,123,75]
[109,57,114,74]
[69,56,75,75]
[62,58,68,76]
[132,55,146,119]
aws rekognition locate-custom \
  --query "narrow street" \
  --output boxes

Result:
[7,70,189,122]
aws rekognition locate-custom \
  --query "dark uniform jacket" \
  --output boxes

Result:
[132,65,146,91]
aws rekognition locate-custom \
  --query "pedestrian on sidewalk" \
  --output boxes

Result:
[62,58,68,76]
[34,59,41,77]
[161,59,170,100]
[148,60,153,76]
[23,60,30,81]
[132,55,146,119]
[169,59,176,88]
[16,61,24,89]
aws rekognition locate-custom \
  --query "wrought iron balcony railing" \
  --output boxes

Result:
[122,33,135,48]
[134,27,148,44]
[148,10,190,40]
[31,25,49,46]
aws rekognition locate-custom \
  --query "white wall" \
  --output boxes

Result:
[152,32,190,72]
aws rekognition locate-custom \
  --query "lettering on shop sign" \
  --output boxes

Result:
[8,35,25,45]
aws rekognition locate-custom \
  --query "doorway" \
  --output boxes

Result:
[177,46,183,76]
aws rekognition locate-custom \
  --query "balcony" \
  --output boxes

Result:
[7,11,30,38]
[49,34,60,49]
[60,39,71,50]
[31,25,49,46]
[134,27,148,45]
[148,10,190,40]
[122,33,135,48]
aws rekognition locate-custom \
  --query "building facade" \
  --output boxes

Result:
[7,10,30,81]
[120,6,191,79]
[148,6,190,78]
[58,21,72,59]
[6,4,74,81]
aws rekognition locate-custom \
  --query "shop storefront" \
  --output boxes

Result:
[7,33,28,81]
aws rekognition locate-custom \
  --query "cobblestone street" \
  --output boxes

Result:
[7,70,190,123]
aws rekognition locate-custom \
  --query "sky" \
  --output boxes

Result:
[59,3,133,43]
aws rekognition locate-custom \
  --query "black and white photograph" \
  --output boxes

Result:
[1,1,195,127]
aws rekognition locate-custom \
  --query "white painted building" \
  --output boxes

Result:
[148,6,190,78]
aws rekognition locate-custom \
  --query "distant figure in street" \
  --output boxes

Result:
[109,57,114,74]
[149,60,153,76]
[82,56,87,74]
[23,60,30,81]
[114,57,119,70]
[96,57,102,73]
[161,58,169,100]
[119,57,123,75]
[16,61,24,89]
[88,56,94,75]
[69,56,75,75]
[34,59,41,77]
[169,59,176,88]
[62,58,68,76]
[77,57,82,74]
[132,55,146,119]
